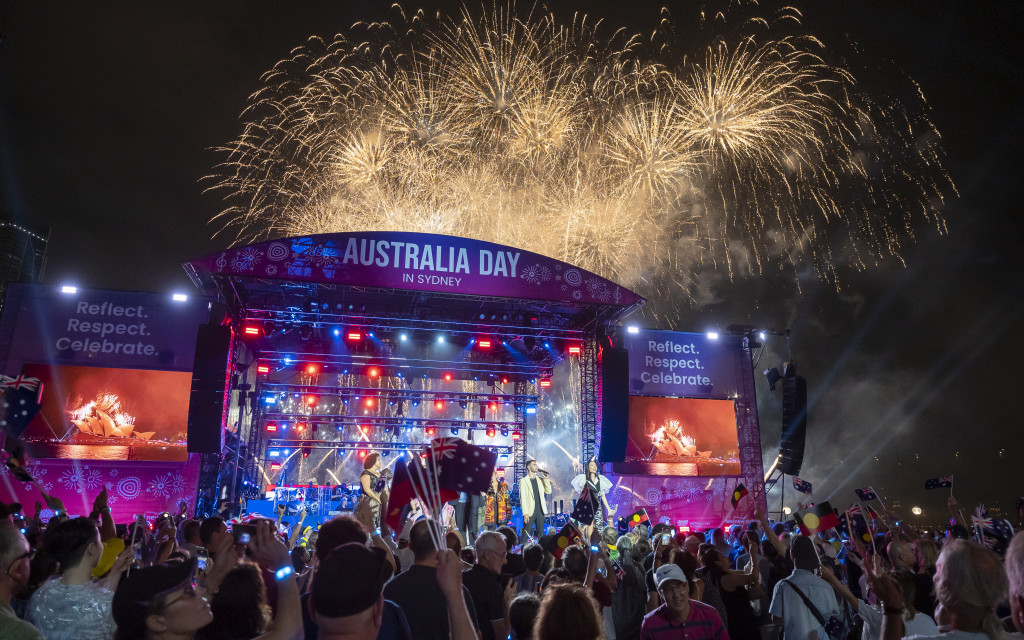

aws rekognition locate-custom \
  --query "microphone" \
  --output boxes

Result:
[538,469,550,476]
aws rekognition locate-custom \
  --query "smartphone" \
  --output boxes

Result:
[611,560,625,580]
[197,551,208,571]
[233,524,256,544]
[661,533,671,545]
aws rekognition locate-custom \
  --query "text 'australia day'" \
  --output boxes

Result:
[55,301,157,356]
[340,238,520,286]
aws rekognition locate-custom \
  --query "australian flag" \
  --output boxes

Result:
[0,375,44,437]
[434,438,498,494]
[855,486,877,501]
[924,476,953,490]
[793,477,813,495]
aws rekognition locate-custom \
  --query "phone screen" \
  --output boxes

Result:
[233,524,256,544]
[661,533,671,545]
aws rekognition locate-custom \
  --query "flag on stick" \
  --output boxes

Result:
[864,504,881,521]
[795,501,841,536]
[924,476,953,490]
[625,508,650,530]
[731,483,749,508]
[793,477,813,495]
[544,522,585,559]
[855,486,877,501]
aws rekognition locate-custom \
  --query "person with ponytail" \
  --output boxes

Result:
[876,539,1006,640]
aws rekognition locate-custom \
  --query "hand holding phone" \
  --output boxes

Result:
[661,532,671,545]
[233,524,256,544]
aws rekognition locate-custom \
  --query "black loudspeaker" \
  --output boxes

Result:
[187,325,231,453]
[778,375,807,476]
[599,347,630,462]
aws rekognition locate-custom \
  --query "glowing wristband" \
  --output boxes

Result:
[275,565,294,581]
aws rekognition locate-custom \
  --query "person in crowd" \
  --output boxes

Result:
[541,567,572,591]
[512,543,545,594]
[509,592,541,640]
[683,535,702,558]
[819,562,937,640]
[641,564,728,640]
[877,539,1008,640]
[534,582,605,640]
[518,459,552,542]
[570,458,615,538]
[1006,532,1024,635]
[768,535,842,640]
[195,563,271,640]
[462,531,516,640]
[694,544,729,625]
[612,535,648,640]
[355,453,386,532]
[0,521,44,640]
[497,526,526,577]
[912,538,939,618]
[697,544,762,640]
[383,519,480,640]
[710,529,732,563]
[198,517,231,560]
[27,517,134,640]
[179,520,203,558]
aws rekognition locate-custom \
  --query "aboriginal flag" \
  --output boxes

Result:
[731,483,749,508]
[626,508,650,530]
[544,522,585,559]
[795,501,841,536]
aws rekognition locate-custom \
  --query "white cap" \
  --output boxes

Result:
[654,564,689,589]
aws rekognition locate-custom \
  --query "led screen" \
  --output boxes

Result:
[20,363,192,461]
[624,395,740,476]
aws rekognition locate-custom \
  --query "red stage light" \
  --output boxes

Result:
[567,345,582,355]
[434,399,445,410]
[364,397,375,408]
[678,525,691,533]
[305,395,317,407]
[501,377,509,385]
[296,423,306,432]
[270,462,281,471]
[368,366,380,378]
[511,431,522,440]
[478,339,491,349]
[360,425,370,435]
[425,426,436,436]
[306,364,319,375]
[243,325,261,336]
[357,450,367,459]
[539,379,552,388]
[256,364,270,374]
[266,423,278,432]
[486,427,496,438]
[443,373,453,382]
[347,331,362,341]
[488,401,498,412]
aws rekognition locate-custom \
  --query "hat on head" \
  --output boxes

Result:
[112,558,197,637]
[312,542,392,618]
[654,563,689,589]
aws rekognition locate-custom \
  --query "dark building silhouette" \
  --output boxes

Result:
[0,215,49,307]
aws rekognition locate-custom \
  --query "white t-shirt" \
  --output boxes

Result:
[857,599,938,640]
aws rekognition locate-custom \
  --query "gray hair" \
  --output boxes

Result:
[1006,532,1024,600]
[935,540,1007,640]
[475,530,506,557]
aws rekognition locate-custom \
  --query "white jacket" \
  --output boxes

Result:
[518,474,552,517]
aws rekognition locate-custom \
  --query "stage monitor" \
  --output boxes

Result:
[623,396,740,476]
[20,363,192,462]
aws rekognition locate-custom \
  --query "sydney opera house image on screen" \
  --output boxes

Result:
[624,396,741,476]
[19,363,192,462]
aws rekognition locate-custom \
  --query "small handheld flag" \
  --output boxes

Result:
[924,476,953,490]
[795,501,841,536]
[544,522,584,559]
[793,477,813,495]
[626,508,650,529]
[855,486,877,501]
[731,483,749,508]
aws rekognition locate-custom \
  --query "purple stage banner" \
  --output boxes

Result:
[184,232,644,307]
[623,330,745,398]
[0,283,210,373]
[0,454,202,522]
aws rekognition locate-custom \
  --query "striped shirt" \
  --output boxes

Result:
[641,600,730,640]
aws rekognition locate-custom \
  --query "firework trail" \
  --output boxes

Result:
[209,1,954,314]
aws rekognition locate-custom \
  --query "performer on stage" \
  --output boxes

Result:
[355,452,387,531]
[485,469,511,530]
[571,457,615,537]
[518,458,552,541]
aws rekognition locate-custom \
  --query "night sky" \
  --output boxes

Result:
[2,2,1022,522]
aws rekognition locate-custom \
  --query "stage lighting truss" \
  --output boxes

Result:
[264,439,514,457]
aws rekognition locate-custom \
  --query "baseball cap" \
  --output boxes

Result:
[312,542,392,618]
[654,563,689,589]
[112,558,197,637]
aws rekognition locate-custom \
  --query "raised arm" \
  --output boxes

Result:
[757,507,787,556]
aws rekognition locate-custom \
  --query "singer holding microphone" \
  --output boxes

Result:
[518,457,552,541]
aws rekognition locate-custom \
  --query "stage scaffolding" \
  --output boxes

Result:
[183,233,643,510]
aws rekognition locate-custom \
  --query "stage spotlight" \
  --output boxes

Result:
[488,400,498,412]
[539,379,552,388]
[265,423,278,433]
[243,325,261,337]
[500,428,509,437]
[305,395,317,407]
[627,325,639,334]
[443,373,453,382]
[333,328,341,337]
[425,426,436,436]
[451,427,459,435]
[172,293,188,302]
[763,367,781,391]
[296,423,306,433]
[364,397,376,408]
[60,285,78,294]
[360,425,371,435]
[399,333,408,342]
[459,398,468,410]
[477,339,492,349]
[511,431,522,440]
[567,345,582,355]
[434,398,445,410]
[486,426,496,438]
[367,366,380,378]
[306,363,319,375]
[268,449,280,458]
[707,331,719,340]
[526,406,536,415]
[368,332,375,338]
[501,377,509,385]
[347,330,362,341]
[357,450,367,460]
[270,462,282,471]
[256,363,270,374]
[436,335,445,344]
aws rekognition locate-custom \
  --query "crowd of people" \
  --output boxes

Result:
[2,487,1024,640]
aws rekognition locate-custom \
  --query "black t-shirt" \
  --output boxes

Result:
[382,565,480,640]
[462,564,506,640]
[502,552,526,578]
